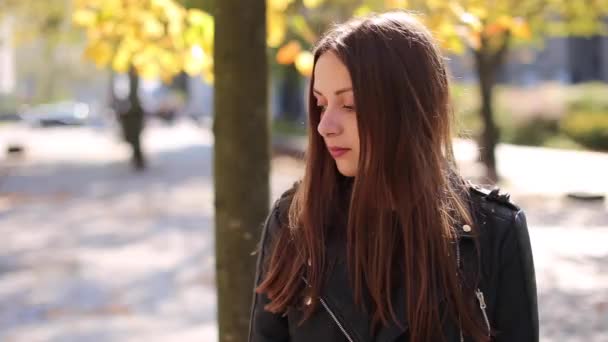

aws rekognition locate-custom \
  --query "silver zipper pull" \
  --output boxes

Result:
[475,289,487,309]
[475,288,491,337]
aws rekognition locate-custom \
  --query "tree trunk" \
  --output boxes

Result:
[474,52,499,183]
[473,34,510,184]
[118,66,146,171]
[214,0,269,341]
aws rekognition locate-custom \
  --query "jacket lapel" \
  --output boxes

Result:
[319,231,409,342]
[317,218,475,342]
[320,255,375,342]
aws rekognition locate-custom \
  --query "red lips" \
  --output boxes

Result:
[328,146,350,158]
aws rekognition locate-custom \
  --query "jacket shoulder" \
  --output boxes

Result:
[465,182,538,339]
[254,181,300,277]
[467,181,520,221]
[261,181,300,246]
[273,180,300,226]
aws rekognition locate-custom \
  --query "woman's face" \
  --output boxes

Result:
[313,52,360,177]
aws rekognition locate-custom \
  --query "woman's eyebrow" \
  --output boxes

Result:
[313,87,353,96]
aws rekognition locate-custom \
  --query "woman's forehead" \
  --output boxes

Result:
[313,52,352,95]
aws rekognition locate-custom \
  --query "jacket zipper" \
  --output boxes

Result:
[456,241,465,342]
[301,276,355,342]
[456,237,492,340]
[319,297,356,342]
[475,288,491,337]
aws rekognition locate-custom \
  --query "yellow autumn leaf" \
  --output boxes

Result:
[267,10,286,47]
[276,40,302,65]
[124,8,145,26]
[384,0,408,9]
[268,0,295,12]
[295,51,314,77]
[157,49,177,70]
[138,62,161,80]
[188,8,211,25]
[448,2,465,17]
[460,12,482,32]
[166,4,186,21]
[485,23,507,37]
[303,0,324,9]
[99,21,117,36]
[184,44,212,75]
[160,71,176,84]
[100,0,125,20]
[142,16,165,39]
[354,5,372,17]
[112,46,132,72]
[122,35,143,53]
[511,18,531,39]
[151,0,174,10]
[198,11,215,52]
[132,49,151,71]
[201,67,214,84]
[72,9,98,27]
[75,0,215,81]
[85,26,102,41]
[73,0,95,7]
[289,15,316,44]
[143,44,161,61]
[84,40,113,67]
[111,22,128,37]
[436,21,456,38]
[496,15,513,28]
[183,26,199,46]
[184,57,203,75]
[467,5,487,20]
[425,0,445,10]
[168,20,183,37]
[439,35,465,54]
[102,0,122,12]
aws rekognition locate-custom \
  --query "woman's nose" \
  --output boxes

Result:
[317,109,342,138]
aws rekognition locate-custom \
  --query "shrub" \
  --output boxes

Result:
[560,111,608,151]
[502,117,559,147]
[567,83,608,113]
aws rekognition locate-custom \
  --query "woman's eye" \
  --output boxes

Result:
[317,104,327,112]
[343,105,355,111]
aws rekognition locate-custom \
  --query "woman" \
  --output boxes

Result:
[249,11,538,342]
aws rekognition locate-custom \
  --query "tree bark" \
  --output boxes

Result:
[473,33,511,184]
[214,1,269,341]
[118,66,146,170]
[474,52,499,183]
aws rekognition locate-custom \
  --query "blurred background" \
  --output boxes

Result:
[0,0,607,341]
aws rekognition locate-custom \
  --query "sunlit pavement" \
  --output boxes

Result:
[0,120,606,341]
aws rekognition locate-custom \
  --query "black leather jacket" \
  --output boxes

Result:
[249,183,539,342]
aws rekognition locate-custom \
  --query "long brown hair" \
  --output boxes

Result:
[257,11,487,341]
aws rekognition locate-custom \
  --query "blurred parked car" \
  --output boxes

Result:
[21,102,91,127]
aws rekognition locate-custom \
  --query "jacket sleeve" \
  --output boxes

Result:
[494,210,539,342]
[248,202,290,342]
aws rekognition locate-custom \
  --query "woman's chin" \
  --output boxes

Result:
[336,163,357,177]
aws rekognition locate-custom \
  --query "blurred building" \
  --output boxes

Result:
[448,35,608,86]
[567,36,608,83]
